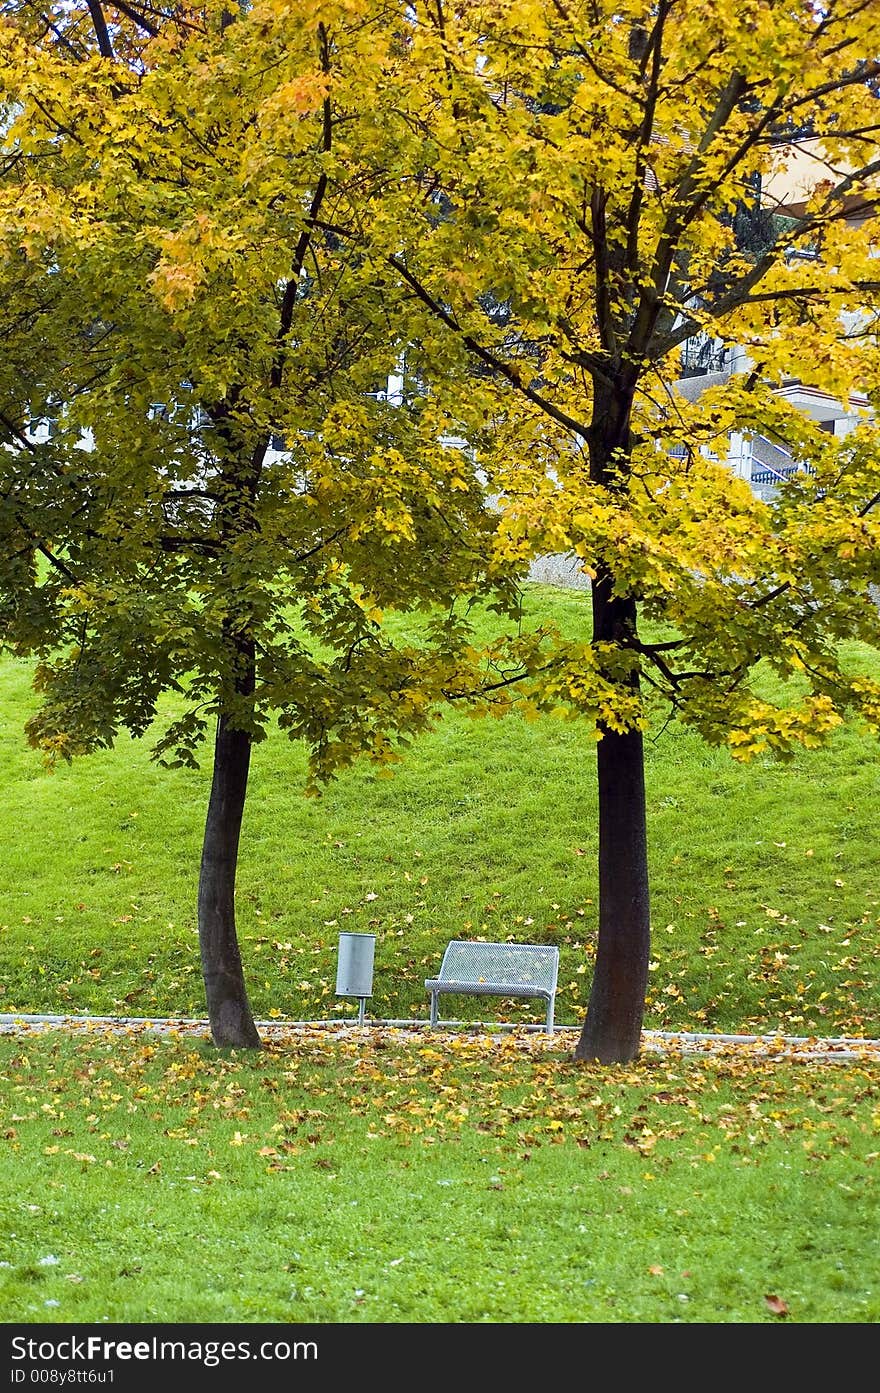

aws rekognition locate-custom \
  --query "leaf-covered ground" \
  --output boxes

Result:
[1,1026,878,1323]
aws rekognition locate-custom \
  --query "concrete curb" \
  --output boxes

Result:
[1,1012,879,1061]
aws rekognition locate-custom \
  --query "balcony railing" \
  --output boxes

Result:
[680,335,729,376]
[749,435,814,489]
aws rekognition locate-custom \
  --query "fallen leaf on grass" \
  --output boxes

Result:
[764,1294,789,1317]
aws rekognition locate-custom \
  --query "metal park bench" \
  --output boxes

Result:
[424,940,560,1035]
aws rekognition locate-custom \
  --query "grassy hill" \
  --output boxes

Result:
[2,584,879,1038]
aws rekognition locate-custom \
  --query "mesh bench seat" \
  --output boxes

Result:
[425,940,560,1035]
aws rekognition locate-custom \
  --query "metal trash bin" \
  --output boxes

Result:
[335,932,375,1025]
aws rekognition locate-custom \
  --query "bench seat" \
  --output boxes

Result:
[425,940,560,1034]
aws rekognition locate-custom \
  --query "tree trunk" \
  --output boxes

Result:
[574,562,651,1064]
[198,708,262,1049]
[574,720,651,1063]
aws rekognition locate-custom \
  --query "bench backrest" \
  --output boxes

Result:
[438,940,559,991]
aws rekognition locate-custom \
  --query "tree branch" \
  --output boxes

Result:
[34,539,79,584]
[109,0,159,37]
[270,21,333,393]
[625,0,671,282]
[86,0,115,59]
[388,256,590,438]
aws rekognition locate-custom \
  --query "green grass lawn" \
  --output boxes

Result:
[1,583,878,1039]
[0,1027,877,1324]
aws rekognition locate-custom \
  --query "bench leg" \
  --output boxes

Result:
[429,991,438,1028]
[545,996,554,1036]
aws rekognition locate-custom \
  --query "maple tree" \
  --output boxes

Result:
[348,0,880,1060]
[0,0,517,1047]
